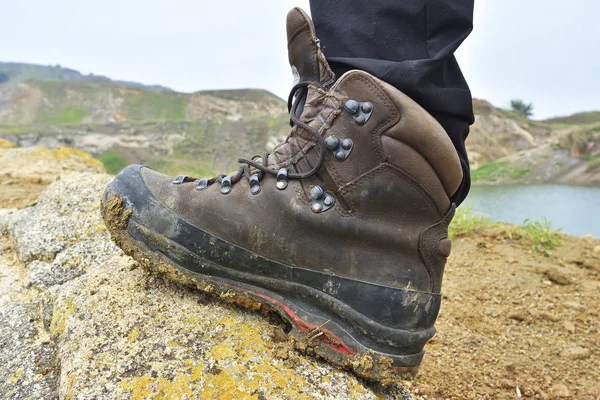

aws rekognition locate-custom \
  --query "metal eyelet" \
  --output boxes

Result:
[344,100,359,114]
[344,100,374,126]
[220,176,232,194]
[249,174,261,195]
[196,178,209,191]
[172,175,188,184]
[276,168,288,190]
[309,185,335,213]
[325,136,353,160]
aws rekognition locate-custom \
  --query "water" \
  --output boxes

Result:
[464,184,600,237]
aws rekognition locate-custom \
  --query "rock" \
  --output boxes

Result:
[543,268,571,285]
[0,147,105,184]
[583,258,600,272]
[536,312,560,322]
[0,304,58,399]
[551,383,572,398]
[27,236,118,289]
[509,311,528,322]
[0,138,17,148]
[0,208,16,236]
[2,167,411,399]
[27,260,57,288]
[562,301,585,311]
[562,321,576,334]
[593,245,600,255]
[11,173,111,263]
[499,379,515,389]
[0,147,106,209]
[560,346,590,360]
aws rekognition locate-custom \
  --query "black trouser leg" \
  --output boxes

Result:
[309,0,474,205]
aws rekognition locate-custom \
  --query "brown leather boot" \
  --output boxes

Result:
[101,7,462,382]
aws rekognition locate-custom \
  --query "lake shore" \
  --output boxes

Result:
[465,184,600,237]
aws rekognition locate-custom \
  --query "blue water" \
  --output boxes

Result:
[464,184,600,237]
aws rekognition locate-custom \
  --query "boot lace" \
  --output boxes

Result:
[196,81,328,190]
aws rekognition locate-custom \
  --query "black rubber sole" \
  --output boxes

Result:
[115,217,424,381]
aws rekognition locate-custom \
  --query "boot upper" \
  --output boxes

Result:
[115,8,462,295]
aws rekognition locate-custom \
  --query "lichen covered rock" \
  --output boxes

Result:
[1,148,410,399]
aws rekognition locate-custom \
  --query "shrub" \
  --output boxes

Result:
[510,99,534,118]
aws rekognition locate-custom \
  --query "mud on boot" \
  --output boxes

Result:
[101,7,462,383]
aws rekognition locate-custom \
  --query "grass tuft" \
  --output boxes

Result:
[510,218,563,255]
[449,205,495,238]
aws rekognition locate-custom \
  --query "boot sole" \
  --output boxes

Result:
[102,194,435,383]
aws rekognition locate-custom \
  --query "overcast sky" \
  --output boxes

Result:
[2,0,598,120]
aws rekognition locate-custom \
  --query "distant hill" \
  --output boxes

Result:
[466,99,600,186]
[0,79,286,125]
[0,62,172,92]
[0,62,289,178]
[0,61,598,185]
[542,111,600,125]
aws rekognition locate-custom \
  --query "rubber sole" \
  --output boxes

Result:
[102,195,428,383]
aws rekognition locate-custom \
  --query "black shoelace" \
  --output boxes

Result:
[199,81,328,189]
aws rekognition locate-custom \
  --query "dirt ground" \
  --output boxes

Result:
[411,227,600,399]
[0,174,48,208]
[0,147,105,209]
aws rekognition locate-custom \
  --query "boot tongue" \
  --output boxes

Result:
[287,7,335,89]
[262,8,336,174]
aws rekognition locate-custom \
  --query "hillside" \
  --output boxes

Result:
[466,100,600,185]
[0,76,289,178]
[543,111,600,125]
[0,62,172,91]
[0,62,599,186]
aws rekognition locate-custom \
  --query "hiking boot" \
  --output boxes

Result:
[101,7,463,382]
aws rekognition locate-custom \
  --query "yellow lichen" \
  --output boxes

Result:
[119,362,204,400]
[50,298,76,337]
[35,147,105,171]
[0,139,16,148]
[119,375,154,400]
[210,341,238,361]
[6,369,24,385]
[127,329,139,343]
[197,316,315,399]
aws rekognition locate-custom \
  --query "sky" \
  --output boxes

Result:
[2,0,598,120]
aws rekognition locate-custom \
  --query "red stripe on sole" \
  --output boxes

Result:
[208,278,354,356]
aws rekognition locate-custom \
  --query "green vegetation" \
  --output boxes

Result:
[508,167,530,179]
[124,92,186,121]
[585,125,600,139]
[450,207,563,255]
[197,89,284,104]
[36,107,88,125]
[0,72,8,84]
[449,205,495,238]
[471,161,508,182]
[97,148,128,174]
[510,99,534,118]
[151,159,213,179]
[544,111,600,125]
[472,161,530,182]
[513,218,563,254]
[0,125,35,135]
[587,155,600,168]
